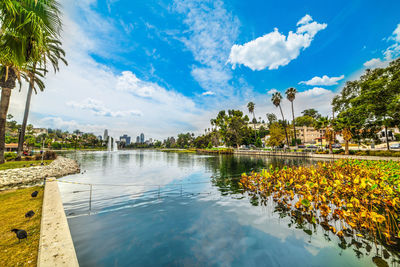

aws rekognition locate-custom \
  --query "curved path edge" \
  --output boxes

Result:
[37,179,79,267]
[234,150,400,161]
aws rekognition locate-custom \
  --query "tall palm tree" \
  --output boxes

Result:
[247,101,256,141]
[0,0,63,162]
[17,38,66,158]
[285,87,297,147]
[271,92,289,148]
[0,1,31,163]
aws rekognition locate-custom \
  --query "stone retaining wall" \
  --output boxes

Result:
[0,156,80,188]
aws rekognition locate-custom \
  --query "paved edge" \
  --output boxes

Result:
[38,180,79,267]
[234,150,400,161]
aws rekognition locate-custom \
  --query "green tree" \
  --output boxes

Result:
[225,110,249,148]
[255,137,262,148]
[295,115,315,127]
[177,133,193,148]
[266,113,277,126]
[267,122,285,147]
[271,92,289,148]
[332,59,400,150]
[301,109,321,119]
[285,87,298,147]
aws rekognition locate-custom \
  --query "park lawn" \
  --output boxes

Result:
[160,148,196,153]
[0,160,53,171]
[0,186,44,267]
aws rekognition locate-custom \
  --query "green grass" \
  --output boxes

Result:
[196,148,234,154]
[0,186,44,267]
[0,160,53,171]
[159,149,196,153]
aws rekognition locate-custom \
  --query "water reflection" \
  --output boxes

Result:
[58,151,392,267]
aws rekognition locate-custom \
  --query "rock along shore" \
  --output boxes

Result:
[0,156,80,189]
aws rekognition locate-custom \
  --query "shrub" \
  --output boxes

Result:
[4,152,17,161]
[43,151,57,160]
[355,150,400,157]
[333,149,345,154]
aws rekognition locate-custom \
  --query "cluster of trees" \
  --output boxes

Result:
[0,0,66,162]
[266,58,400,154]
[159,109,269,149]
[332,58,400,152]
[5,115,104,150]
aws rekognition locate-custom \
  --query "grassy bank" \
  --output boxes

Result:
[196,148,234,154]
[0,160,53,171]
[159,149,196,153]
[0,186,44,266]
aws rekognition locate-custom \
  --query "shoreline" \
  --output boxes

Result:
[0,156,80,189]
[233,149,400,161]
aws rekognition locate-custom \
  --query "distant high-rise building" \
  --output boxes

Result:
[104,129,109,141]
[98,135,102,141]
[140,133,145,143]
[136,136,140,143]
[120,134,131,145]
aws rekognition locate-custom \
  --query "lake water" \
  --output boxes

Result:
[59,150,390,267]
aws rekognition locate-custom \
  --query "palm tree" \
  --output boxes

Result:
[334,117,353,155]
[285,87,297,147]
[247,102,257,141]
[17,37,67,158]
[271,92,289,148]
[0,0,62,163]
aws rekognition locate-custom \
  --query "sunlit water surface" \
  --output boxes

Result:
[58,150,390,267]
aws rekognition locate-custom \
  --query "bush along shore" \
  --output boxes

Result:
[0,156,80,189]
[239,159,400,261]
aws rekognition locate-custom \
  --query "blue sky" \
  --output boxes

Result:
[10,0,400,139]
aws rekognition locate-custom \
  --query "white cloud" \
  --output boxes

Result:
[364,23,400,68]
[297,87,333,97]
[363,58,388,68]
[202,91,215,96]
[267,89,278,95]
[173,0,239,94]
[299,75,344,86]
[296,14,312,26]
[389,23,400,43]
[67,98,142,117]
[228,14,327,71]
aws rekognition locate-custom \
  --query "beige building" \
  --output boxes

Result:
[297,126,326,144]
[33,128,48,137]
[249,123,269,130]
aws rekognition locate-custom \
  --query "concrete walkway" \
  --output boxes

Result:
[234,150,400,161]
[38,179,79,267]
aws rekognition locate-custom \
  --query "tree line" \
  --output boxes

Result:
[5,115,104,150]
